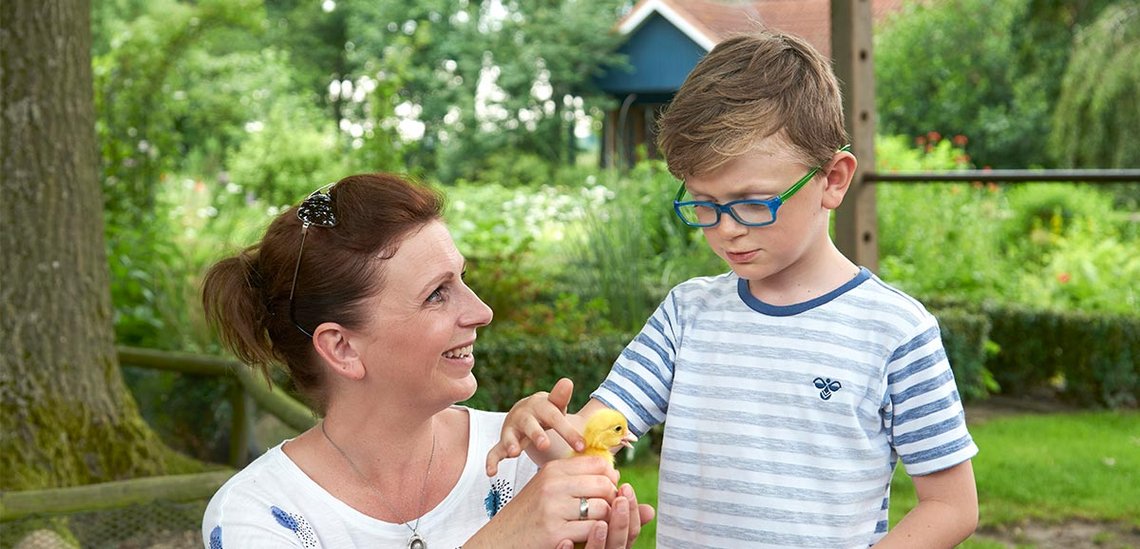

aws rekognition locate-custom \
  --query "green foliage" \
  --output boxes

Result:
[343,0,627,181]
[95,0,264,223]
[877,137,1138,316]
[932,308,998,402]
[122,368,233,463]
[875,0,1049,168]
[984,305,1139,408]
[445,177,616,339]
[1050,1,1140,168]
[997,184,1140,314]
[876,137,1012,301]
[263,0,351,105]
[225,97,351,207]
[565,161,722,332]
[462,333,632,412]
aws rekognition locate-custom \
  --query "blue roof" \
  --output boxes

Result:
[595,12,708,100]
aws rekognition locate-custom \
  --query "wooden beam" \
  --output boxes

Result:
[831,0,879,272]
[117,346,316,432]
[0,471,234,521]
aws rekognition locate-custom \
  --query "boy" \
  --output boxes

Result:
[487,30,978,548]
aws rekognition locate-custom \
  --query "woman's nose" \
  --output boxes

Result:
[462,285,493,327]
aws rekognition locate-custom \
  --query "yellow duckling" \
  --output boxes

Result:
[574,408,638,465]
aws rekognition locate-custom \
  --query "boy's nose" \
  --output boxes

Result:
[711,212,749,238]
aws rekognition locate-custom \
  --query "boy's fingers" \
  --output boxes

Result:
[484,435,525,477]
[484,445,504,476]
[545,412,585,453]
[522,416,550,451]
[549,378,574,412]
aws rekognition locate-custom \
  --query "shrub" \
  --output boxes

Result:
[932,307,997,402]
[564,160,723,332]
[464,333,633,412]
[984,304,1139,408]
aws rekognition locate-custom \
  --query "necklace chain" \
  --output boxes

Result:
[320,421,436,546]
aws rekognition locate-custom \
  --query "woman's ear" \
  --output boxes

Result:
[312,323,366,381]
[821,151,858,210]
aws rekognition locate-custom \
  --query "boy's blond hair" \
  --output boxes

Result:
[657,30,849,180]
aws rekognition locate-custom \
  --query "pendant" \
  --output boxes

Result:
[408,533,426,549]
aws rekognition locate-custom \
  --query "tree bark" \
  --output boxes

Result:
[0,0,194,493]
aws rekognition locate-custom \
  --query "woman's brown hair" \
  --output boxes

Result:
[201,173,443,413]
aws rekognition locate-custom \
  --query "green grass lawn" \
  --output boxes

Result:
[622,409,1139,548]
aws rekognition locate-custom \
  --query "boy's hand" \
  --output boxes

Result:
[486,378,587,476]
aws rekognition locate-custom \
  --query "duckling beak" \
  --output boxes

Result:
[620,432,638,450]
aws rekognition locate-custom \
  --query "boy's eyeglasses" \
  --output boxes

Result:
[673,144,852,228]
[289,183,337,337]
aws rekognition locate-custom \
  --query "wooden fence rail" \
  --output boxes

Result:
[0,471,234,522]
[865,168,1140,183]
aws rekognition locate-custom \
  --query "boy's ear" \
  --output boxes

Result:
[311,323,367,381]
[821,151,858,210]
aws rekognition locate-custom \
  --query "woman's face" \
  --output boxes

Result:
[355,220,493,405]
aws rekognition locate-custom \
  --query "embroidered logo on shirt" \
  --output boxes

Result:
[813,377,842,400]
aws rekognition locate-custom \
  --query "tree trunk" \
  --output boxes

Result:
[0,0,194,494]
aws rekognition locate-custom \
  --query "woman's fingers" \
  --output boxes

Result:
[604,496,631,549]
[582,520,609,549]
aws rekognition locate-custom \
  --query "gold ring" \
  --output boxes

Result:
[579,497,589,520]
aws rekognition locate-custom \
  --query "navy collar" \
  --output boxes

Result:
[737,267,871,316]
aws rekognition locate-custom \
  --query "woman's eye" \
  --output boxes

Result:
[427,288,445,303]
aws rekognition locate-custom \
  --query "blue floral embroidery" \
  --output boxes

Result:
[209,526,222,549]
[270,506,319,547]
[484,478,513,518]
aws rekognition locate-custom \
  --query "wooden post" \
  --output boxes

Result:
[831,0,879,272]
[228,382,254,467]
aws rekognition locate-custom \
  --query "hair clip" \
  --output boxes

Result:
[297,184,338,228]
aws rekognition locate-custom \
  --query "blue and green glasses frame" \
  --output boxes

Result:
[673,144,852,228]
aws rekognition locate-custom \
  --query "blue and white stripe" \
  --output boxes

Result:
[593,268,977,548]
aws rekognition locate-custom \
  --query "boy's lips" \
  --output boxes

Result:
[725,248,760,263]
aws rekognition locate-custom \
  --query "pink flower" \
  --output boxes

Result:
[1057,273,1071,284]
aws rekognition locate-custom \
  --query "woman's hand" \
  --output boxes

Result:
[467,456,652,548]
[595,482,656,549]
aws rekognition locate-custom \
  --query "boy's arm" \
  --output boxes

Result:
[486,379,612,476]
[872,460,978,548]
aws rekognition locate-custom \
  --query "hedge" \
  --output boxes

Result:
[464,334,632,412]
[983,305,1139,408]
[931,307,995,402]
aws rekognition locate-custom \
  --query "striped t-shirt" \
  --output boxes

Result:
[592,268,977,548]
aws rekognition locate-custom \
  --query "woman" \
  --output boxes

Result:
[201,173,652,548]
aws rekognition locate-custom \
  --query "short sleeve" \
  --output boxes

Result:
[885,317,979,476]
[591,292,680,436]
